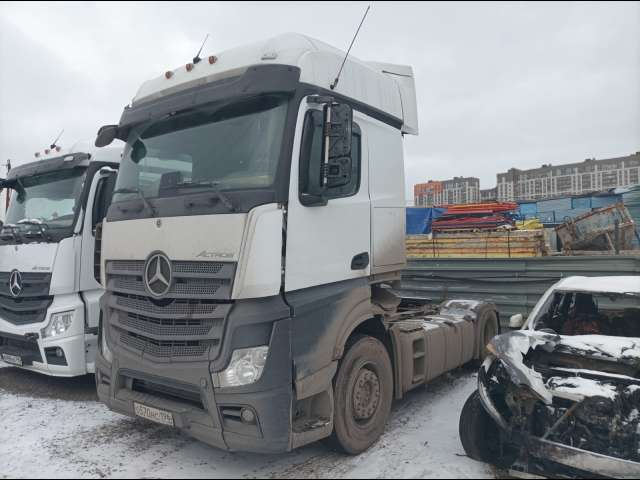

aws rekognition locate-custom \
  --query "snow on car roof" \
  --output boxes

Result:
[554,276,640,295]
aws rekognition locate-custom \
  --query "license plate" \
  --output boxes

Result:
[134,402,174,426]
[1,353,23,366]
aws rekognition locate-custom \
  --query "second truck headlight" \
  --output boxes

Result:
[216,346,269,388]
[42,311,75,338]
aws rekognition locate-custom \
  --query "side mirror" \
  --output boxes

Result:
[95,125,119,148]
[509,314,525,329]
[321,102,352,189]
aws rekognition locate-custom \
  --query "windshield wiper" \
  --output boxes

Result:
[113,187,157,217]
[0,224,19,242]
[17,219,53,241]
[174,181,236,212]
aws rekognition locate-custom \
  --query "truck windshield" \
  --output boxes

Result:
[5,168,86,231]
[113,95,288,206]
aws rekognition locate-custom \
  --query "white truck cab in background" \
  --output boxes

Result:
[0,142,120,376]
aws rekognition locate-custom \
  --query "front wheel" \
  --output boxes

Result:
[327,335,393,455]
[459,390,515,466]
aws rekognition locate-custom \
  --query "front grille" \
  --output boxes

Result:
[119,330,215,358]
[104,259,235,362]
[121,312,222,337]
[0,272,53,326]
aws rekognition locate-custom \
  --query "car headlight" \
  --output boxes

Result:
[215,346,269,388]
[42,311,75,338]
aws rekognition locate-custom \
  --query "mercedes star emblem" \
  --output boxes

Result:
[9,270,23,298]
[144,252,172,298]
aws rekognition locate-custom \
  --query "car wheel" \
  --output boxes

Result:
[459,390,503,464]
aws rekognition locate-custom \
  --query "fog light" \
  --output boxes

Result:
[240,408,256,424]
[55,347,64,358]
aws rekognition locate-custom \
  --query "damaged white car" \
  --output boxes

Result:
[459,276,640,479]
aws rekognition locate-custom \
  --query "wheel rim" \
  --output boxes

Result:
[351,366,381,422]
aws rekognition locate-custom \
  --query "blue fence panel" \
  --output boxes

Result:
[591,195,621,209]
[538,198,572,212]
[572,197,592,210]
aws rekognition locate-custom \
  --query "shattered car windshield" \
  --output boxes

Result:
[532,290,640,338]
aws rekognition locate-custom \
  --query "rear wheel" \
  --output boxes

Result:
[459,390,508,465]
[327,335,393,455]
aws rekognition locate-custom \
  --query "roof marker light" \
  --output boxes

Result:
[55,146,61,152]
[186,63,194,72]
[35,152,40,158]
[208,55,218,64]
[44,149,50,155]
[165,71,173,79]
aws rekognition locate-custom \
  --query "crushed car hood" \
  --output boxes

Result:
[488,330,640,404]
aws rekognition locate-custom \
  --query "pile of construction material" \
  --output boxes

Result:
[431,202,519,232]
[407,202,547,258]
[407,230,548,258]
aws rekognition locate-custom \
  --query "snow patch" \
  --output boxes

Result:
[546,376,618,402]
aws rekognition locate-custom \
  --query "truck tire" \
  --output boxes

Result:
[327,334,393,455]
[459,390,502,464]
[474,307,499,366]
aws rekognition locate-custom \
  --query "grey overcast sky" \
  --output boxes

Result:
[1,1,639,201]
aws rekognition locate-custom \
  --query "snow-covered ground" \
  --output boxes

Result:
[0,361,494,479]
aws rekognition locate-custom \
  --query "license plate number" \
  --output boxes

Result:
[134,402,174,426]
[1,353,23,366]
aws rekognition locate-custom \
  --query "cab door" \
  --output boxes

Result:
[285,97,370,292]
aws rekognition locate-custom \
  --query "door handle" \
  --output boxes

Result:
[351,252,369,270]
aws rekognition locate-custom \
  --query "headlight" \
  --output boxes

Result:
[101,327,113,363]
[42,311,74,338]
[216,346,269,388]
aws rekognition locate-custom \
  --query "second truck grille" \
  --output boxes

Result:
[0,272,53,326]
[104,259,235,362]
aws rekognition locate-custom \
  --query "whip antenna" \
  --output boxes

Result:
[193,34,210,64]
[330,5,371,90]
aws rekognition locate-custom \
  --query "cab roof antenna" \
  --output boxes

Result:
[193,33,210,64]
[50,129,64,150]
[330,5,371,91]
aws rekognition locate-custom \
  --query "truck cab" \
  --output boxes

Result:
[94,33,497,454]
[0,142,120,376]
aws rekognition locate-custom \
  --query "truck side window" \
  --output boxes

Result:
[299,109,361,201]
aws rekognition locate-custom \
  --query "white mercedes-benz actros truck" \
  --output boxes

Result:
[94,33,500,454]
[0,142,120,376]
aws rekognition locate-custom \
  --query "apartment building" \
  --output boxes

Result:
[414,177,480,206]
[496,153,640,202]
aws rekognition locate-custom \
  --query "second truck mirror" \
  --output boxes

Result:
[95,125,119,148]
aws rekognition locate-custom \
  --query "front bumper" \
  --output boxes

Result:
[96,318,296,454]
[477,356,640,478]
[0,295,89,377]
